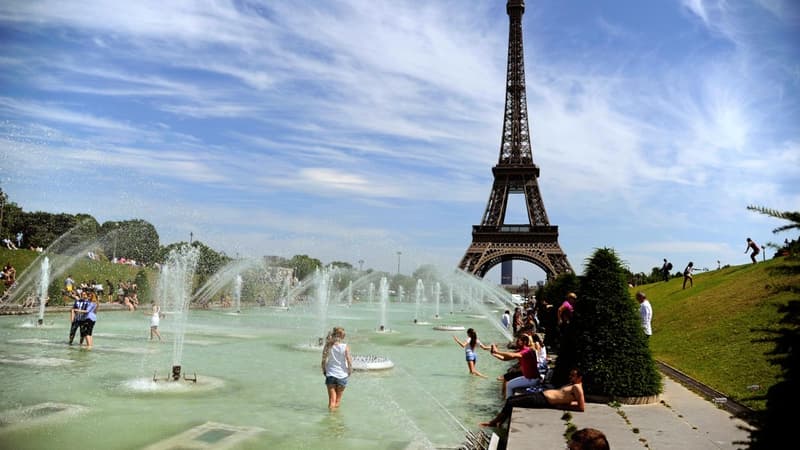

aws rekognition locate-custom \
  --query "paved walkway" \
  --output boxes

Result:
[505,374,753,449]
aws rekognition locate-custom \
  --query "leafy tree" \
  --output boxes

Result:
[535,271,579,351]
[329,261,353,270]
[134,269,152,304]
[0,189,23,242]
[101,220,160,263]
[412,264,439,285]
[160,241,230,287]
[554,248,662,397]
[287,254,322,281]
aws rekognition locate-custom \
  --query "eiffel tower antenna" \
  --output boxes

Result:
[459,0,572,280]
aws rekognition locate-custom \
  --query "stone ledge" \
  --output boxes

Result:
[585,393,661,405]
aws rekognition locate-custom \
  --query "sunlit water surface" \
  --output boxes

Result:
[0,303,510,449]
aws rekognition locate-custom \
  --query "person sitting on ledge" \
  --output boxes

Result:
[480,368,585,429]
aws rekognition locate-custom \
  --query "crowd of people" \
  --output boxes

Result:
[63,275,140,311]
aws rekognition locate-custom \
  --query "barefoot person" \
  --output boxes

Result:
[146,304,163,341]
[453,328,491,378]
[321,327,352,410]
[480,368,585,429]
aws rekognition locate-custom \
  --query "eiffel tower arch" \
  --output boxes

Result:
[459,0,572,280]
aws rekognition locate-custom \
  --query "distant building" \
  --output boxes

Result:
[501,260,513,285]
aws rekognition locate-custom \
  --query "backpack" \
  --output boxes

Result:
[666,262,673,271]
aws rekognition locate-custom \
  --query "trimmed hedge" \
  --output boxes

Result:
[554,248,662,397]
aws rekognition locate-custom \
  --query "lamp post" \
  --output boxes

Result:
[396,251,402,275]
[0,191,6,238]
[112,222,118,260]
[190,232,193,245]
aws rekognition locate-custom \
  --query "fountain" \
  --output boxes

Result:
[36,257,50,326]
[1,262,518,449]
[433,281,441,319]
[413,279,430,325]
[377,276,389,332]
[233,274,242,313]
[154,245,200,382]
[347,280,353,306]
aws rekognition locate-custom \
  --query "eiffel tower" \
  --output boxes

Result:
[459,0,572,280]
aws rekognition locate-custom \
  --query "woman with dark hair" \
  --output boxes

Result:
[453,328,490,378]
[683,261,695,289]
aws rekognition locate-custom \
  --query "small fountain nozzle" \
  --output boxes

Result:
[171,365,182,381]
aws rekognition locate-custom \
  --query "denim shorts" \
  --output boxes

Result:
[325,375,348,387]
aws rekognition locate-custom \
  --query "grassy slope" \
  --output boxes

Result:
[1,248,153,304]
[632,257,799,411]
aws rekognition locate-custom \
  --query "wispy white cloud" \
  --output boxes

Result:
[0,0,796,276]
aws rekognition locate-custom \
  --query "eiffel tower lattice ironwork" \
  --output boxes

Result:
[459,0,572,280]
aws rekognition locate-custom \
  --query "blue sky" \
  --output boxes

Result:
[0,0,798,283]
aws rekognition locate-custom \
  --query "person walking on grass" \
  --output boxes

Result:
[636,292,652,339]
[682,262,694,289]
[453,328,491,378]
[745,238,760,264]
[321,327,352,410]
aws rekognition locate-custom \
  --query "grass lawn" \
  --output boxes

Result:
[1,248,155,305]
[632,256,798,411]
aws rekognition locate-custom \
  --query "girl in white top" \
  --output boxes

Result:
[321,327,352,410]
[532,333,548,375]
[148,304,162,341]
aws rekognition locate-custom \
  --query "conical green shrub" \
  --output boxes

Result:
[554,248,662,397]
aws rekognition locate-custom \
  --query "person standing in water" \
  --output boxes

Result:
[146,304,163,341]
[321,327,352,410]
[453,328,491,378]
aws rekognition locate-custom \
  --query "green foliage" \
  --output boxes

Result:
[100,219,160,263]
[329,261,353,270]
[555,248,662,397]
[287,254,322,281]
[534,271,579,305]
[747,205,800,235]
[744,265,799,448]
[134,269,152,304]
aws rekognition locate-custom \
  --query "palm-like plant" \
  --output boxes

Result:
[747,206,800,234]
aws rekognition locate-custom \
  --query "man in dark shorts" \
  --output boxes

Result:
[68,291,88,345]
[480,368,585,429]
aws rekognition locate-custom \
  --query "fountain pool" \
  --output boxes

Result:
[0,302,510,449]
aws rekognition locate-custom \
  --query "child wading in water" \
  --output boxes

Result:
[453,328,490,378]
[147,304,163,341]
[321,327,352,410]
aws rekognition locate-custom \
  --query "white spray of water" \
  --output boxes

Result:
[37,257,50,322]
[233,274,242,313]
[159,246,200,367]
[378,276,389,330]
